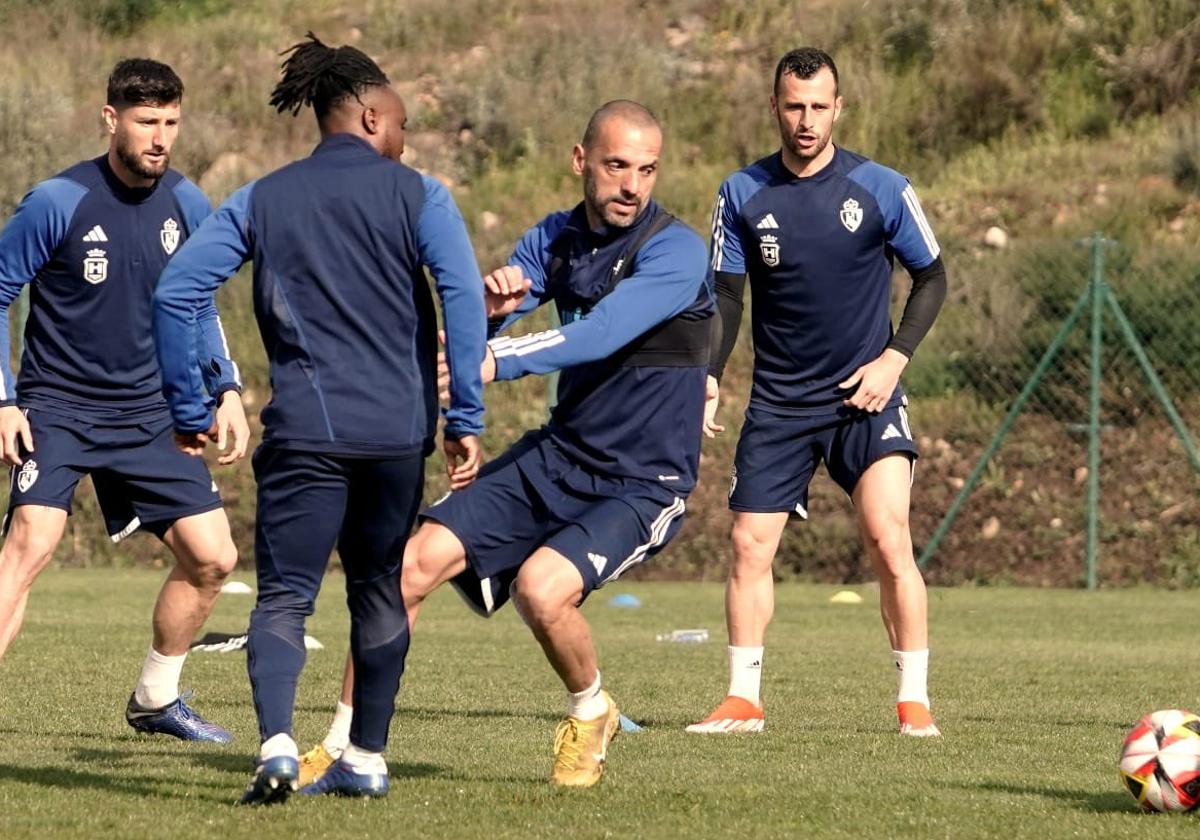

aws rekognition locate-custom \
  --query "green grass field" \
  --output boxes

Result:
[2,569,1199,838]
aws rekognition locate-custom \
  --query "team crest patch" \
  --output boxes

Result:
[16,460,38,493]
[83,249,108,284]
[160,218,180,255]
[759,234,780,267]
[840,198,863,233]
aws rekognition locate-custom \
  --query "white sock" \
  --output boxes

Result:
[341,743,387,775]
[566,672,607,720]
[893,648,930,707]
[322,701,353,756]
[727,646,764,706]
[260,732,298,761]
[134,646,185,709]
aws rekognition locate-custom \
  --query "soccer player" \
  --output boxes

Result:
[302,100,713,788]
[152,34,487,804]
[0,58,244,742]
[688,47,947,737]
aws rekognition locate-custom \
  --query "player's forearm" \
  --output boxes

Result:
[708,271,746,381]
[194,298,242,395]
[887,256,947,359]
[152,291,211,433]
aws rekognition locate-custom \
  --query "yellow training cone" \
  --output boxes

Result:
[829,590,863,605]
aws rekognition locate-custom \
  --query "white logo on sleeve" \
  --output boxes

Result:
[840,198,863,232]
[83,249,108,284]
[588,552,608,575]
[160,218,180,255]
[881,423,902,441]
[82,225,108,242]
[755,213,779,230]
[16,460,38,492]
[758,234,780,267]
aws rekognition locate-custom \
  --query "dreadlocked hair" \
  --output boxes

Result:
[269,32,390,119]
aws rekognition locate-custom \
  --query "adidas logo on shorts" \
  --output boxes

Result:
[881,424,902,441]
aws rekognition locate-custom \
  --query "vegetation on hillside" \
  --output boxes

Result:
[0,0,1197,583]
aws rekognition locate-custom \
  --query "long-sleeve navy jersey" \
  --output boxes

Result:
[710,147,941,416]
[489,200,713,491]
[154,133,487,456]
[0,156,240,422]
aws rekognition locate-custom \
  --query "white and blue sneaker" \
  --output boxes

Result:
[239,755,300,806]
[297,759,388,799]
[125,692,232,743]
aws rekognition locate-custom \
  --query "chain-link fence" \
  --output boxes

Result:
[896,234,1200,587]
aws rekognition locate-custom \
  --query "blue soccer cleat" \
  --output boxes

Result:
[239,755,299,806]
[297,759,388,799]
[125,692,233,743]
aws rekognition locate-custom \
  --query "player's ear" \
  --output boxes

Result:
[101,105,118,136]
[571,143,586,176]
[769,94,778,119]
[361,105,379,136]
[833,95,844,123]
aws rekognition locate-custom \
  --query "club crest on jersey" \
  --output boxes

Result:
[840,198,863,233]
[16,460,38,493]
[759,234,780,267]
[160,218,180,255]
[83,248,108,284]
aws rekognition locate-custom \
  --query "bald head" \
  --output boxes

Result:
[581,100,660,149]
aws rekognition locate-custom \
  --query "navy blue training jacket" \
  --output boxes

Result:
[153,133,486,456]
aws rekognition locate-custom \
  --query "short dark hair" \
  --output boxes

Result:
[270,31,390,120]
[581,100,660,148]
[106,58,184,108]
[774,47,839,95]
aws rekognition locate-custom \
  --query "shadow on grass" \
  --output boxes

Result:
[390,705,561,724]
[961,780,1136,814]
[0,762,230,802]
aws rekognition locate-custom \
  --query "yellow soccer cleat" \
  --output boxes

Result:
[550,691,620,788]
[298,742,339,787]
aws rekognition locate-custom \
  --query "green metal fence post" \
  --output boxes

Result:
[1085,232,1105,590]
[917,283,1092,568]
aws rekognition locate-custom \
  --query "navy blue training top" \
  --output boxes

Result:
[490,200,713,492]
[0,156,240,423]
[710,147,941,416]
[154,133,487,456]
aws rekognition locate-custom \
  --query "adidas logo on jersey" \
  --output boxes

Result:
[755,213,779,230]
[588,552,608,574]
[881,423,902,441]
[82,225,108,242]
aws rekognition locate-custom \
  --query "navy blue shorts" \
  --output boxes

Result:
[729,402,918,517]
[3,408,222,541]
[251,446,424,607]
[424,432,688,616]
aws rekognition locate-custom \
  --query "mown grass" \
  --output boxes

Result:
[3,569,1200,838]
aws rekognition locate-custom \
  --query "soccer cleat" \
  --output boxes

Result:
[685,695,765,733]
[297,759,388,798]
[125,692,233,743]
[897,701,941,737]
[239,755,299,806]
[298,742,340,787]
[550,691,620,787]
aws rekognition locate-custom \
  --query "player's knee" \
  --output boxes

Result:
[864,526,915,579]
[0,529,59,580]
[187,540,237,589]
[512,565,579,626]
[730,523,776,573]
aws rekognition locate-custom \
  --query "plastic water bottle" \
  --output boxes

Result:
[656,628,709,643]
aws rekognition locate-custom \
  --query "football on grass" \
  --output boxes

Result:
[1119,709,1200,812]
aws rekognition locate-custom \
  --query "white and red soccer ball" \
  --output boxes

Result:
[1119,709,1200,812]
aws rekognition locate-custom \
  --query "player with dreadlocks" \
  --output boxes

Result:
[153,33,488,804]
